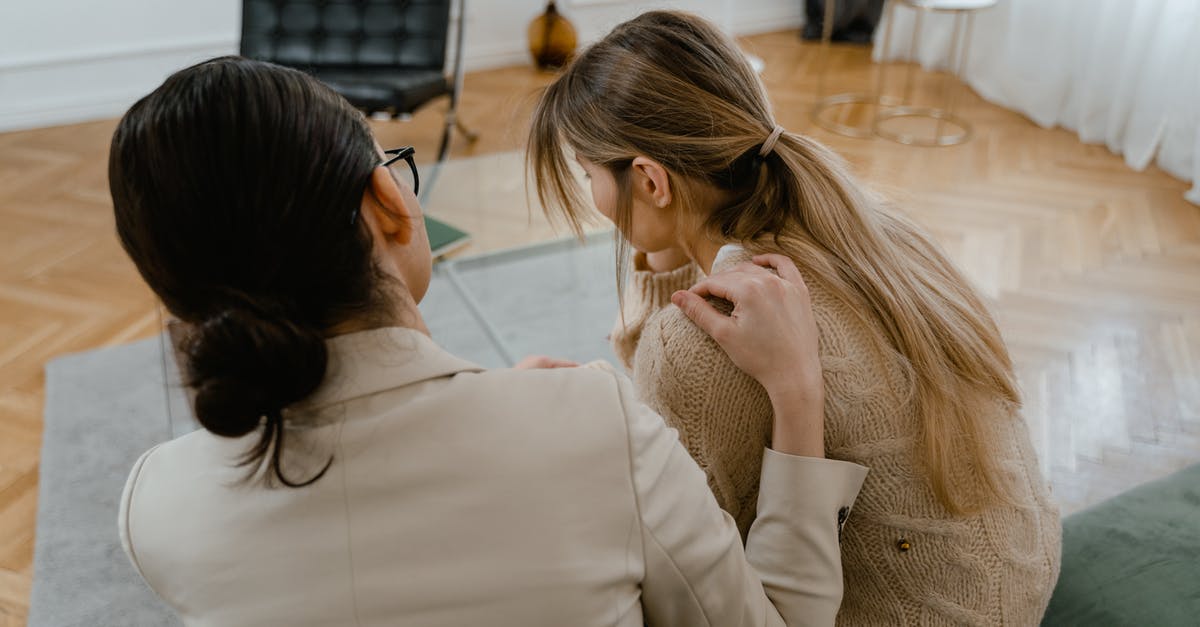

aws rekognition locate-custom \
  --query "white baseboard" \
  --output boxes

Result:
[0,92,152,133]
[463,44,532,73]
[734,8,806,36]
[0,39,238,133]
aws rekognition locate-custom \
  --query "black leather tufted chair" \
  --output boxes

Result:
[241,0,477,167]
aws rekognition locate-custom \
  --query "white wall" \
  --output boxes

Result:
[0,0,804,132]
[460,0,807,70]
[0,0,242,132]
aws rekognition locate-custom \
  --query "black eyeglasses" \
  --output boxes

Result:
[383,146,419,196]
[351,146,419,225]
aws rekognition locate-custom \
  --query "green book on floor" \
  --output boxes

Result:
[425,215,471,258]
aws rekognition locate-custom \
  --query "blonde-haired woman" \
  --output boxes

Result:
[529,10,1060,626]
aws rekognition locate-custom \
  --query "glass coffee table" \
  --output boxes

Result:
[417,150,621,368]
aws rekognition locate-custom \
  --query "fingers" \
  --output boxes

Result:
[753,254,806,287]
[688,274,739,301]
[671,290,731,342]
[689,269,775,304]
[514,355,579,369]
[514,356,541,370]
[689,254,808,308]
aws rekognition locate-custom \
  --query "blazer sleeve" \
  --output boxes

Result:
[611,369,868,627]
[610,254,702,370]
[118,444,166,599]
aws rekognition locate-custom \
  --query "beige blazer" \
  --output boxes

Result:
[120,327,868,627]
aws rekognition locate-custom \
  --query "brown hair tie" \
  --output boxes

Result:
[759,124,785,157]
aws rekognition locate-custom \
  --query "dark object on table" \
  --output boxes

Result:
[241,0,478,164]
[528,1,577,71]
[1041,463,1200,626]
[803,0,885,43]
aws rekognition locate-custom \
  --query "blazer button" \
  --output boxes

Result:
[836,506,850,542]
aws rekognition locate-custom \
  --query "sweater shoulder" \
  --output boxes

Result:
[636,301,742,382]
[632,302,768,422]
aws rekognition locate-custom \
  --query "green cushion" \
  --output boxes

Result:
[1042,464,1200,626]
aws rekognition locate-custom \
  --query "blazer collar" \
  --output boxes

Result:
[296,326,485,412]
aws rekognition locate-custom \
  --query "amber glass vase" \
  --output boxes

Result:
[528,1,577,71]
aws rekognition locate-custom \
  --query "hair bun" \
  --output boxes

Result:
[183,304,328,438]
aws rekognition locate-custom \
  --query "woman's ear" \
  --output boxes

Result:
[362,166,414,245]
[631,156,673,209]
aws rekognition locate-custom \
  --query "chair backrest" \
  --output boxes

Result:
[241,0,453,72]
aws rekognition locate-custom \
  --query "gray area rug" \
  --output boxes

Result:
[29,235,620,626]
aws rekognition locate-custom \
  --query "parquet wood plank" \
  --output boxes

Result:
[0,470,37,573]
[0,568,32,627]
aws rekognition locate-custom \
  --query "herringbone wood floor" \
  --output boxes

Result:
[1,32,1198,624]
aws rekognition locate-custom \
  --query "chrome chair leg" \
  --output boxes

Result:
[454,117,480,143]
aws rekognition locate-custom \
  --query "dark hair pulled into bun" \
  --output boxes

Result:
[187,305,326,436]
[109,57,389,487]
[183,299,330,486]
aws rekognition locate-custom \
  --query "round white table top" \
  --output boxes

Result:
[901,0,999,11]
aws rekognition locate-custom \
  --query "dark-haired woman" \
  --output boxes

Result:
[112,56,866,626]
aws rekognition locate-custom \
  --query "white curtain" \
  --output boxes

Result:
[874,0,1200,204]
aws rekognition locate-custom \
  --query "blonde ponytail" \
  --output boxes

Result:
[530,10,1020,513]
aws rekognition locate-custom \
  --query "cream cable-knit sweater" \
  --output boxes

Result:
[613,245,1061,626]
